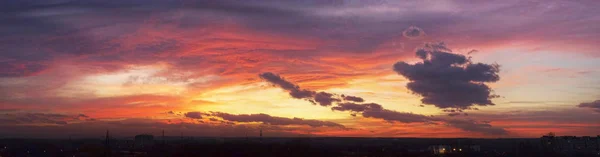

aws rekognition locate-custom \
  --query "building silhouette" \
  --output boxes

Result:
[541,135,600,156]
[134,134,154,149]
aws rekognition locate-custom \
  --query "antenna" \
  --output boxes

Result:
[104,130,110,157]
[105,130,109,145]
[259,127,263,142]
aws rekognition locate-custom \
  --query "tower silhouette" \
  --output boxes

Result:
[259,128,263,142]
[104,130,110,157]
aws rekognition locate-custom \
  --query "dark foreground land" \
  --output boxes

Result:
[1,137,599,157]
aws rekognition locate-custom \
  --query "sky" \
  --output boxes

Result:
[1,0,600,139]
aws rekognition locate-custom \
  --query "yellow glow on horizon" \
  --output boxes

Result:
[194,83,350,120]
[327,74,440,115]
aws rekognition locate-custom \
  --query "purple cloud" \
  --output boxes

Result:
[393,42,500,110]
[445,119,508,135]
[577,100,600,113]
[209,112,345,128]
[402,26,426,39]
[184,112,205,119]
[342,95,365,102]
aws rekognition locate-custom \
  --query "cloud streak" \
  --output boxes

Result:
[0,112,91,125]
[211,112,345,128]
[445,119,508,135]
[184,112,205,119]
[578,100,600,113]
[184,111,345,128]
[259,72,343,106]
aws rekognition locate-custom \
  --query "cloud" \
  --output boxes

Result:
[341,95,365,102]
[260,73,430,123]
[331,102,435,123]
[259,72,339,106]
[260,72,509,135]
[260,73,436,124]
[0,118,306,138]
[2,0,595,138]
[402,26,425,39]
[445,119,508,135]
[469,108,600,124]
[362,109,435,123]
[393,42,500,110]
[313,92,341,106]
[209,112,345,128]
[578,100,600,112]
[331,102,382,113]
[0,62,49,77]
[448,113,461,117]
[259,72,314,98]
[184,112,205,119]
[0,112,92,125]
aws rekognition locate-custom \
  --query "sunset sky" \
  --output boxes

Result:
[1,0,599,139]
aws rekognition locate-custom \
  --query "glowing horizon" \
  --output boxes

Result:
[1,0,599,138]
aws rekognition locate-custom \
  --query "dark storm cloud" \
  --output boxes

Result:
[445,119,508,135]
[209,112,345,128]
[578,100,600,112]
[393,42,500,110]
[402,26,425,39]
